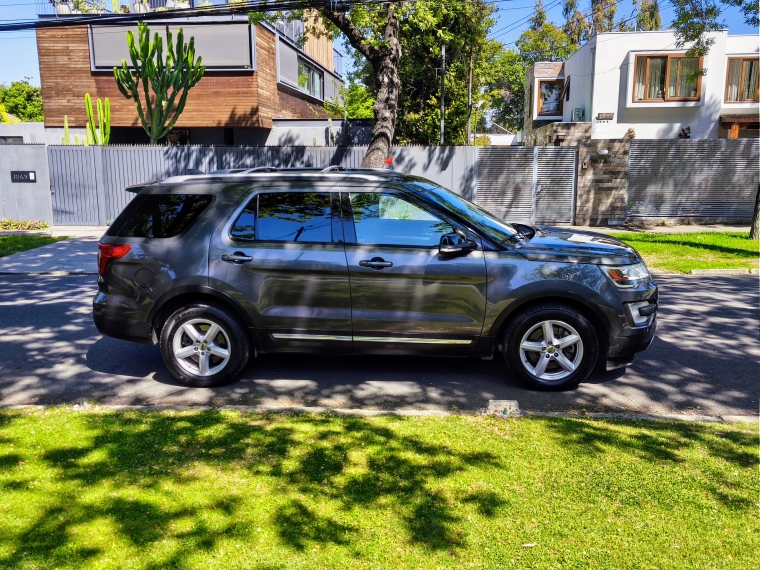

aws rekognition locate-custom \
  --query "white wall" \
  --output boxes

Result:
[0,122,87,145]
[562,39,595,123]
[580,30,757,140]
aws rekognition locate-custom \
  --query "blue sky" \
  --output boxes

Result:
[0,0,756,86]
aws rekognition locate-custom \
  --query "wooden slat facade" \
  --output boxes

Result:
[37,24,328,128]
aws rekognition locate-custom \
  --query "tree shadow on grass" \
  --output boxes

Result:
[540,417,758,510]
[0,411,502,568]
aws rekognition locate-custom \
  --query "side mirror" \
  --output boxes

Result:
[439,232,477,255]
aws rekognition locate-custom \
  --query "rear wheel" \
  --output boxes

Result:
[503,303,598,390]
[160,303,251,387]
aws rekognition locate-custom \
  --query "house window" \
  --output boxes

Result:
[725,58,759,102]
[298,59,323,99]
[537,80,563,116]
[633,55,702,101]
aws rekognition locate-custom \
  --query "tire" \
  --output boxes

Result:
[502,303,599,390]
[160,303,251,387]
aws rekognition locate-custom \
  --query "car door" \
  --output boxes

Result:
[342,186,488,355]
[208,187,352,353]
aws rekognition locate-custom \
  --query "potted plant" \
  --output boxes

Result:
[53,0,72,14]
[165,0,175,8]
[120,4,130,12]
[174,0,190,8]
[132,0,150,13]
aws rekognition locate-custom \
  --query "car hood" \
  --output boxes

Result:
[513,226,641,265]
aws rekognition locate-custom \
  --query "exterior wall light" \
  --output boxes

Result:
[597,149,609,155]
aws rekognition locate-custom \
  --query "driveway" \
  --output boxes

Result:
[0,274,756,416]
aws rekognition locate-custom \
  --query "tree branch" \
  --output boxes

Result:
[320,9,382,63]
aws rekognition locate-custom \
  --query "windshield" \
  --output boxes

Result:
[406,181,517,244]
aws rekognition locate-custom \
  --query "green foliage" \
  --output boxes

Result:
[84,93,111,146]
[516,21,577,66]
[113,22,205,144]
[670,0,757,61]
[636,0,663,30]
[0,219,51,231]
[0,103,19,124]
[323,82,376,120]
[472,135,491,146]
[0,410,757,567]
[0,79,43,122]
[610,231,760,273]
[481,48,527,133]
[0,235,64,258]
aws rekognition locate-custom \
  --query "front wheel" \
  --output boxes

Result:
[160,303,251,387]
[503,303,599,390]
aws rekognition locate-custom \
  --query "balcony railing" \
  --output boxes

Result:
[333,48,344,77]
[38,0,237,16]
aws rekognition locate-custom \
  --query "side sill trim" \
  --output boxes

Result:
[272,334,352,341]
[271,334,472,345]
[354,336,472,345]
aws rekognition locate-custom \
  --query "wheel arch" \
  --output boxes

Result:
[490,291,612,353]
[148,286,256,343]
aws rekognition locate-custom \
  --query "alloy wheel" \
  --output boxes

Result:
[519,319,584,382]
[171,318,231,377]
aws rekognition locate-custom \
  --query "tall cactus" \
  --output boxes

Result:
[113,22,205,144]
[62,115,70,145]
[85,93,111,145]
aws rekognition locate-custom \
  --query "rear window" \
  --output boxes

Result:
[107,194,212,238]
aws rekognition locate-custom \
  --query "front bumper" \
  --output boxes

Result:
[607,316,657,359]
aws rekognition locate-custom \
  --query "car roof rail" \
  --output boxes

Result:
[321,165,348,173]
[246,166,279,173]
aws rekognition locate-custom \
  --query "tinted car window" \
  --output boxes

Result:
[230,200,256,241]
[107,194,212,238]
[407,181,517,244]
[257,192,332,242]
[350,193,452,247]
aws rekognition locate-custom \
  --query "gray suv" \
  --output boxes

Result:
[93,168,657,390]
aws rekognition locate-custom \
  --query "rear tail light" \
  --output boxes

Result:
[98,243,131,276]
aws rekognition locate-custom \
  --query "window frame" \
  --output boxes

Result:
[341,188,457,249]
[631,54,704,103]
[228,190,339,245]
[536,79,564,117]
[724,57,760,103]
[296,58,324,99]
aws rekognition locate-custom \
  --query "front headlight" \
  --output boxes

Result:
[600,262,651,288]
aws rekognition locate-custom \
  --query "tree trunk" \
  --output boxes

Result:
[751,184,760,240]
[322,6,401,169]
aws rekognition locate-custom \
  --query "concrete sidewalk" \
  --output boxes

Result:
[0,237,98,275]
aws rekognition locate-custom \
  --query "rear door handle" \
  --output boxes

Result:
[221,252,253,264]
[359,258,393,270]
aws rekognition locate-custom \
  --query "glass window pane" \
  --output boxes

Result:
[634,57,647,100]
[726,59,742,101]
[538,81,562,115]
[647,57,666,99]
[230,200,256,241]
[669,57,699,98]
[298,61,310,92]
[742,59,758,101]
[350,193,452,247]
[314,69,323,99]
[108,194,212,238]
[257,192,332,243]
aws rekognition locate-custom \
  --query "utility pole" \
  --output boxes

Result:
[440,43,445,146]
[466,48,473,145]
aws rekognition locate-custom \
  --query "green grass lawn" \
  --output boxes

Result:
[0,410,756,569]
[609,231,759,274]
[0,235,67,258]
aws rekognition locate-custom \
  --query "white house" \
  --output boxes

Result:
[524,30,759,143]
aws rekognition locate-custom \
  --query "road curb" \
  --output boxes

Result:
[1,403,756,423]
[690,268,752,276]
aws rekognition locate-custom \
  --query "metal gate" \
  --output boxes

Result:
[628,140,759,221]
[48,146,100,225]
[477,146,577,225]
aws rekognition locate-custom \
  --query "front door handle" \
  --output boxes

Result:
[221,252,253,264]
[359,257,393,270]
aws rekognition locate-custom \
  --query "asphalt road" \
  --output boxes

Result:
[0,274,757,416]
